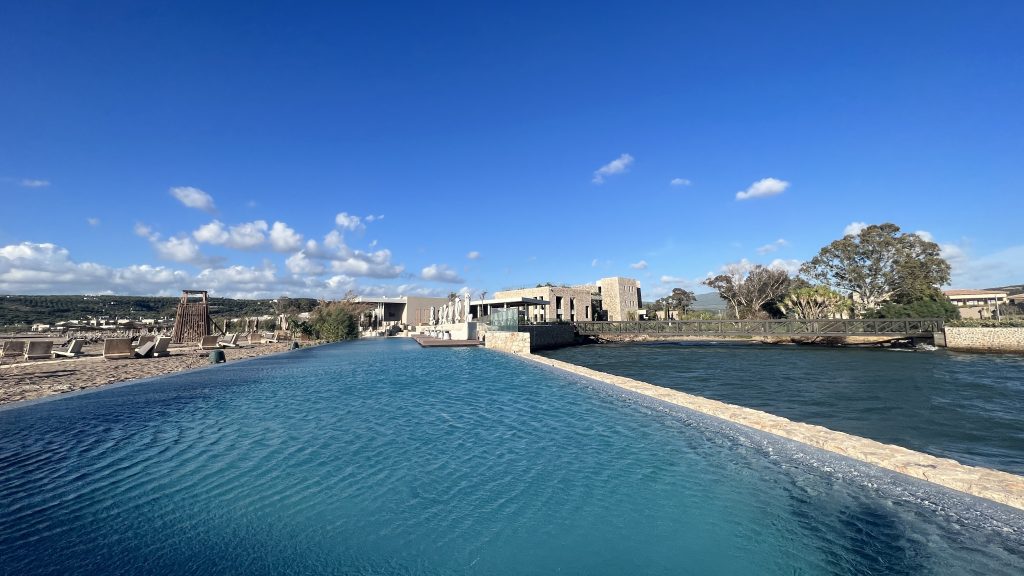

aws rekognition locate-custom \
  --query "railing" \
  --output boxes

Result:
[572,318,945,337]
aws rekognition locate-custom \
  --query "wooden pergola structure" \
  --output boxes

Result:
[171,290,212,344]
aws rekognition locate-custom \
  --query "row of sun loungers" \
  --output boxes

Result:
[102,336,173,359]
[1,339,87,362]
[3,332,269,363]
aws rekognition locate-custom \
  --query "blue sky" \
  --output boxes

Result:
[2,1,1022,299]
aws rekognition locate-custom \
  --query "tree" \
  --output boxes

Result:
[299,299,371,342]
[867,298,960,321]
[667,288,696,313]
[800,223,951,315]
[703,264,791,319]
[777,285,851,319]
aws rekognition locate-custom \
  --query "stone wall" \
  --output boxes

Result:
[597,277,640,321]
[518,324,576,350]
[483,331,530,354]
[944,327,1024,352]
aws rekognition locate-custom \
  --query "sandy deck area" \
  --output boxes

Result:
[0,341,295,406]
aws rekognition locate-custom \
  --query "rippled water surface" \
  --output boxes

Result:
[541,342,1024,476]
[2,339,1023,575]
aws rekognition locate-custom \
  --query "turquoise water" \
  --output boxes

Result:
[1,339,1023,575]
[540,342,1024,475]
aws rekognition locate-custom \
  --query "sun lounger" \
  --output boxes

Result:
[136,335,156,347]
[151,336,172,357]
[262,332,279,344]
[103,338,134,360]
[1,340,27,360]
[24,340,54,360]
[200,335,222,350]
[218,333,239,347]
[53,339,85,358]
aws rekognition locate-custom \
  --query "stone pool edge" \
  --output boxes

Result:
[518,351,1024,512]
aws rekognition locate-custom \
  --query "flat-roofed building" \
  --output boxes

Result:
[943,289,1008,319]
[352,296,449,326]
[493,285,594,322]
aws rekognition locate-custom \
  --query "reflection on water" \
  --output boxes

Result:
[1,339,1022,575]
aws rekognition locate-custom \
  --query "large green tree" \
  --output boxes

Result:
[800,223,950,314]
[654,288,696,318]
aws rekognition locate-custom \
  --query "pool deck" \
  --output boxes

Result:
[412,335,481,348]
[521,351,1024,512]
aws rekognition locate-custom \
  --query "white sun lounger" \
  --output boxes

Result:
[218,333,239,347]
[53,339,85,358]
[151,336,172,357]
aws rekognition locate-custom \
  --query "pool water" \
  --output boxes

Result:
[1,339,1022,575]
[540,342,1024,476]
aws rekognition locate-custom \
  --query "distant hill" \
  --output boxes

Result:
[987,284,1024,295]
[0,295,319,327]
[690,291,728,311]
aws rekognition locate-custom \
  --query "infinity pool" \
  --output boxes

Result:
[1,339,1022,575]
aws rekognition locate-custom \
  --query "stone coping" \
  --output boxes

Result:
[521,352,1024,511]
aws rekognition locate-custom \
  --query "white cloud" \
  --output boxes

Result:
[86,217,100,227]
[592,153,634,184]
[844,221,868,236]
[768,258,803,275]
[20,179,50,188]
[330,249,404,278]
[467,251,481,260]
[134,223,154,238]
[756,238,788,255]
[335,212,364,231]
[591,259,599,267]
[670,178,691,187]
[735,177,789,201]
[0,241,420,299]
[170,186,216,213]
[193,220,230,244]
[421,263,465,284]
[325,274,357,292]
[285,251,325,275]
[0,242,189,295]
[914,230,934,242]
[192,220,269,249]
[268,221,302,252]
[365,214,384,222]
[630,260,649,270]
[154,235,204,264]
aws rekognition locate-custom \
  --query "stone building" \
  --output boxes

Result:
[492,285,595,322]
[596,277,642,321]
[942,289,1008,319]
[493,276,642,322]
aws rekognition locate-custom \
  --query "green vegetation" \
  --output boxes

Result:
[695,223,959,321]
[296,300,369,341]
[777,285,851,320]
[800,223,951,314]
[866,297,960,321]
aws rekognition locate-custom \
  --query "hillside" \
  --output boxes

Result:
[0,295,318,327]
